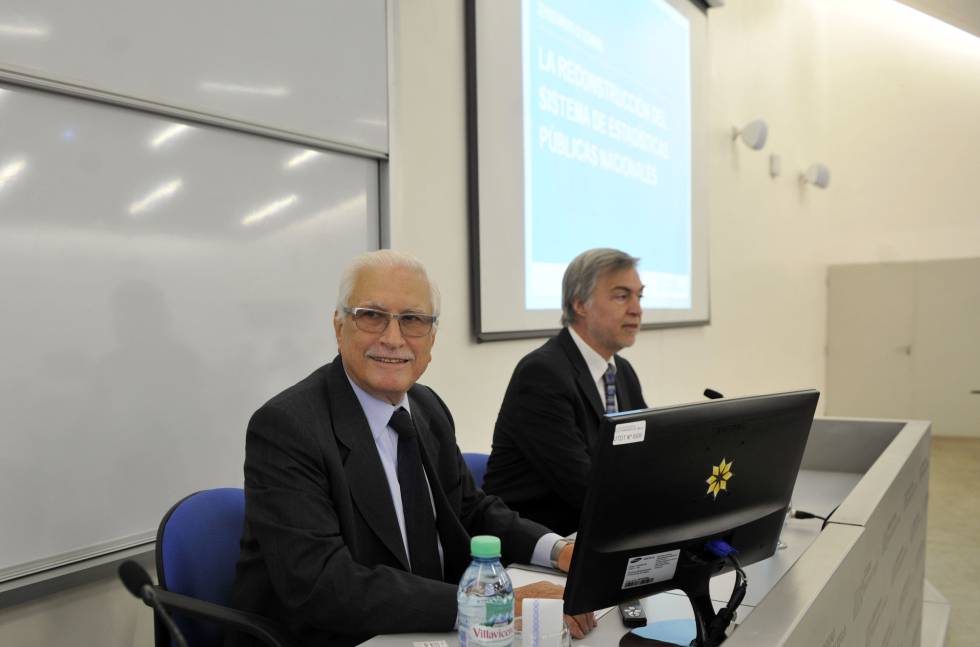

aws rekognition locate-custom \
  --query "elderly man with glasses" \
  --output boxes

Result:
[228,250,595,647]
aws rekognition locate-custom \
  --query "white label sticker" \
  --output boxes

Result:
[466,622,514,646]
[613,420,646,445]
[621,549,680,589]
[413,642,449,647]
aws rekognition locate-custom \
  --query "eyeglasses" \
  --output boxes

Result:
[342,307,437,337]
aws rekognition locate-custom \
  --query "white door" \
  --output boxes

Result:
[826,258,980,437]
[826,262,916,419]
[911,258,980,436]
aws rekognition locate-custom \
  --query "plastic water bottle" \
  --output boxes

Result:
[457,535,515,647]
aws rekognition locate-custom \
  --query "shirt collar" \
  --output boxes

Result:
[567,326,615,385]
[345,373,411,442]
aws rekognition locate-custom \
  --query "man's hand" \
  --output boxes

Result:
[513,581,597,639]
[514,580,564,610]
[563,609,597,639]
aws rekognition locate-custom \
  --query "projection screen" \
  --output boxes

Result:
[467,0,709,341]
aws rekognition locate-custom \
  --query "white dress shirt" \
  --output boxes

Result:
[567,326,618,412]
[345,374,560,571]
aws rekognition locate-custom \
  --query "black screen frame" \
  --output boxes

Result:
[563,389,819,615]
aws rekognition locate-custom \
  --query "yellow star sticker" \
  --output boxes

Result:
[706,458,734,499]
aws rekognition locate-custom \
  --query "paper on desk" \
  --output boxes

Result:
[507,564,567,588]
[522,598,565,644]
[506,565,614,620]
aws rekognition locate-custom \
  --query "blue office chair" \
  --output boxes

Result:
[462,452,489,489]
[154,488,290,647]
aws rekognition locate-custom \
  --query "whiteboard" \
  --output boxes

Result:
[0,0,388,153]
[0,82,379,581]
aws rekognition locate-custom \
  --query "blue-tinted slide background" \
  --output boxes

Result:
[524,0,690,309]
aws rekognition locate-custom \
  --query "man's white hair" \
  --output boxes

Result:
[334,249,441,322]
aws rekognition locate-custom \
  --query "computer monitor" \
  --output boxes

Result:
[563,389,819,645]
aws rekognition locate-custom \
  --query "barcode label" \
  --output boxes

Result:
[613,421,646,445]
[621,549,680,589]
[413,642,449,647]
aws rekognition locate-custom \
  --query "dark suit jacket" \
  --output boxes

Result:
[228,357,549,647]
[483,328,646,535]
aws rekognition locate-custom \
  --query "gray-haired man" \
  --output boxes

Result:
[229,250,595,647]
[483,248,648,536]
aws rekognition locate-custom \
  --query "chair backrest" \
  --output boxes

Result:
[156,488,245,647]
[462,452,489,489]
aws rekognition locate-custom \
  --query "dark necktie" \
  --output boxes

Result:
[604,364,618,414]
[388,407,443,580]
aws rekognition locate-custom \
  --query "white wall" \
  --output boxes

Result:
[0,570,155,647]
[389,0,980,452]
[3,0,980,645]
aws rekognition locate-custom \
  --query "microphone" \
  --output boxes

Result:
[118,560,189,647]
[118,559,154,601]
[704,388,724,400]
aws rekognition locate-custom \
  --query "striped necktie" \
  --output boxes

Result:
[603,364,618,414]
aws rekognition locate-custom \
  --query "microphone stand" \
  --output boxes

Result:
[118,560,189,647]
[143,585,190,647]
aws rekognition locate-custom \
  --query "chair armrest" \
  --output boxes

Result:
[152,587,292,647]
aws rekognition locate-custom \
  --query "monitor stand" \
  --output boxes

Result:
[618,571,726,647]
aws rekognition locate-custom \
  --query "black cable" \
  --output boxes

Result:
[792,504,841,530]
[701,554,747,645]
[727,555,747,608]
[821,505,840,530]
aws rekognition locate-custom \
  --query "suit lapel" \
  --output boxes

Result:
[557,328,604,419]
[326,358,410,571]
[613,358,634,411]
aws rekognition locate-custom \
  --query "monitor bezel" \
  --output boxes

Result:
[563,389,819,616]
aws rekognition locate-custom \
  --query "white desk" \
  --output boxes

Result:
[362,418,934,647]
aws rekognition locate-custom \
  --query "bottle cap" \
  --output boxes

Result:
[470,535,502,558]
